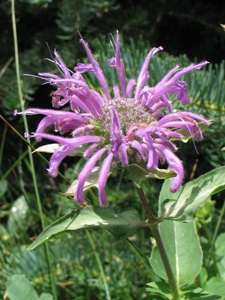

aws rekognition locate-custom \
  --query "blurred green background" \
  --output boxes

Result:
[1,1,225,299]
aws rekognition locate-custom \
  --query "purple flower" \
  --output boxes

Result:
[16,31,210,206]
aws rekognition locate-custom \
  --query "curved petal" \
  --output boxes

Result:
[75,147,107,202]
[118,143,128,166]
[110,108,123,158]
[126,79,136,98]
[48,145,71,177]
[131,140,148,161]
[45,135,101,177]
[78,34,111,100]
[98,152,114,206]
[144,135,158,170]
[155,144,184,192]
[135,46,163,99]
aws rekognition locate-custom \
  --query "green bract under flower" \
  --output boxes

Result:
[15,31,210,206]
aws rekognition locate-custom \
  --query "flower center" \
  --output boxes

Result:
[95,97,152,137]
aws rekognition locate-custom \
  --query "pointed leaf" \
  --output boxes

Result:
[159,167,225,222]
[28,206,144,250]
[33,143,60,153]
[150,220,202,287]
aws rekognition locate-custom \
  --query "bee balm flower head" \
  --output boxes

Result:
[16,32,210,206]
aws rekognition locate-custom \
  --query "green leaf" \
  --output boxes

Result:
[204,277,225,297]
[34,143,85,156]
[63,166,100,197]
[184,295,222,299]
[27,206,144,250]
[145,281,171,299]
[215,233,225,257]
[198,268,208,286]
[39,293,53,300]
[150,220,202,287]
[6,274,39,300]
[33,143,60,153]
[64,163,175,198]
[217,256,225,281]
[124,163,176,188]
[177,121,212,143]
[159,167,225,222]
[7,196,29,235]
[0,179,8,198]
[180,286,222,299]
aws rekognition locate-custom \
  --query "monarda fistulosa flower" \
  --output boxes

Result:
[15,32,210,206]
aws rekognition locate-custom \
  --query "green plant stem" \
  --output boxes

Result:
[209,199,225,276]
[126,239,154,275]
[136,187,180,300]
[202,223,220,275]
[85,230,111,300]
[212,199,225,245]
[11,1,57,299]
[0,115,70,184]
[0,125,7,172]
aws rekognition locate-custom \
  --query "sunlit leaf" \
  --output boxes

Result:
[33,143,60,153]
[150,220,202,287]
[62,166,100,197]
[33,143,85,156]
[159,167,225,222]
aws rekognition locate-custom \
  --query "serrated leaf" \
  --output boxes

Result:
[159,167,225,222]
[150,220,202,287]
[27,206,144,250]
[124,163,176,188]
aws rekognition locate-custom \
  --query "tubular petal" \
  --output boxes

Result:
[98,152,114,206]
[75,148,107,202]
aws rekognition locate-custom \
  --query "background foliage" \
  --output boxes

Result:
[1,0,225,299]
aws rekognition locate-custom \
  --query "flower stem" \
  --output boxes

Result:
[11,1,57,299]
[85,230,111,300]
[136,187,180,300]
